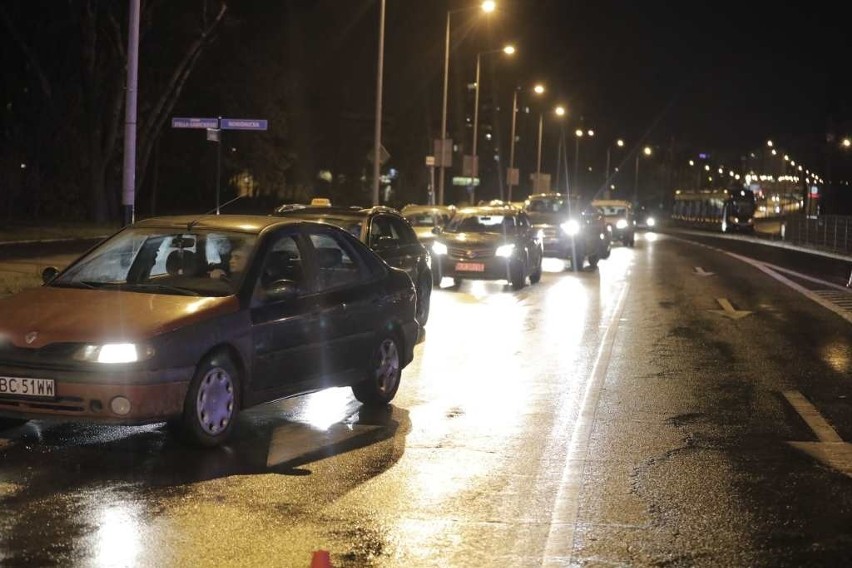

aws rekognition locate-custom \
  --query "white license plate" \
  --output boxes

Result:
[0,376,56,398]
[455,262,485,272]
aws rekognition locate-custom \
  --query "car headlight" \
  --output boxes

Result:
[616,219,628,230]
[432,241,448,256]
[647,217,656,227]
[561,220,580,236]
[74,343,153,364]
[495,244,515,257]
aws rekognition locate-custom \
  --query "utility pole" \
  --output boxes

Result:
[121,0,140,225]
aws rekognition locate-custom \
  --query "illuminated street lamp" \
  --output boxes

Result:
[469,44,515,203]
[605,138,625,188]
[553,106,568,192]
[507,83,545,201]
[633,145,652,205]
[438,1,496,205]
[573,128,594,191]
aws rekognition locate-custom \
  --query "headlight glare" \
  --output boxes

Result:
[495,244,515,257]
[75,343,152,364]
[616,219,628,229]
[647,217,656,227]
[561,220,580,236]
[432,242,448,256]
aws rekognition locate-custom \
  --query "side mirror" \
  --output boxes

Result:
[263,279,299,302]
[41,266,59,284]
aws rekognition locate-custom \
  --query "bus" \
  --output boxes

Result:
[671,187,756,233]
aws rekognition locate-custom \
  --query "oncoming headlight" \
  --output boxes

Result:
[74,343,153,364]
[432,242,448,256]
[561,220,580,236]
[647,217,656,227]
[495,244,515,257]
[616,219,628,230]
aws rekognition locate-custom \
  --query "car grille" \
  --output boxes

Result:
[0,341,81,370]
[447,247,494,259]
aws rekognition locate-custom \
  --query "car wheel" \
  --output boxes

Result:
[529,253,543,284]
[588,254,599,269]
[511,264,526,290]
[431,268,443,287]
[352,334,401,405]
[451,277,463,288]
[0,418,28,430]
[415,273,431,326]
[179,350,241,447]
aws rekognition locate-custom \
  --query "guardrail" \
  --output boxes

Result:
[782,215,852,256]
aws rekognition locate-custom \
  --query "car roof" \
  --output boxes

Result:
[454,205,519,216]
[592,199,632,208]
[274,205,403,219]
[133,214,301,235]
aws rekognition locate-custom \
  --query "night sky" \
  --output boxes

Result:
[1,0,850,217]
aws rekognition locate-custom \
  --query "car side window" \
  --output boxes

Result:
[309,232,364,290]
[258,233,304,288]
[388,217,417,245]
[368,216,398,248]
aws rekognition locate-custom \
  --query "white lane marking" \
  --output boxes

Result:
[543,283,630,566]
[710,298,752,320]
[783,390,852,478]
[694,266,714,276]
[724,254,852,326]
[783,391,843,443]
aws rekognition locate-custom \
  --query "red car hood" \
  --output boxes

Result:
[0,287,239,349]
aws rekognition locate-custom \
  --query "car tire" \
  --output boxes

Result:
[588,254,599,269]
[352,334,401,406]
[509,262,527,290]
[431,269,443,287]
[0,418,28,430]
[179,350,241,447]
[529,253,543,284]
[415,273,431,326]
[451,277,463,288]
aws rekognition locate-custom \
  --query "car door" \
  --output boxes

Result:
[249,228,323,396]
[368,215,421,284]
[304,227,382,384]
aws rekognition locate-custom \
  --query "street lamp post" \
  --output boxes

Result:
[573,128,594,192]
[605,139,624,185]
[633,145,652,205]
[470,45,514,204]
[438,1,495,206]
[371,0,386,206]
[507,84,544,201]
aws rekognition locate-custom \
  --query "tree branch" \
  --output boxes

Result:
[0,3,54,103]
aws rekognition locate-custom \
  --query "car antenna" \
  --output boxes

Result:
[187,196,246,231]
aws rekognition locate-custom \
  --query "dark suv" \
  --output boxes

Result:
[523,193,611,271]
[273,205,433,325]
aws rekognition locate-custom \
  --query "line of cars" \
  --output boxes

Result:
[0,195,642,448]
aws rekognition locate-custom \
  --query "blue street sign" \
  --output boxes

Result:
[171,117,219,129]
[221,118,268,131]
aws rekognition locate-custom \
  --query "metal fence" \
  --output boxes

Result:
[783,215,852,255]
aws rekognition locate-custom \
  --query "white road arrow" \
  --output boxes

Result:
[694,266,715,277]
[784,390,852,478]
[710,298,752,319]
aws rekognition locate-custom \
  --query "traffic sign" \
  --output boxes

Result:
[368,144,390,165]
[171,117,219,129]
[220,118,268,131]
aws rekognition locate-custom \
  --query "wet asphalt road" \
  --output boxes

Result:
[1,231,851,567]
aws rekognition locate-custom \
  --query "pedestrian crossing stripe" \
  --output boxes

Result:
[814,290,852,311]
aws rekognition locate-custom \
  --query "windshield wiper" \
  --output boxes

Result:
[120,283,202,297]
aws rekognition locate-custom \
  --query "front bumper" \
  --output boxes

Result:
[0,366,192,424]
[433,254,521,282]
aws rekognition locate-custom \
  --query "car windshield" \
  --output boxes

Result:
[51,228,258,296]
[446,214,517,234]
[525,197,579,214]
[599,206,628,217]
[405,213,445,227]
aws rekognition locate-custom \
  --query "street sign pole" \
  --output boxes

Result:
[216,117,222,214]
